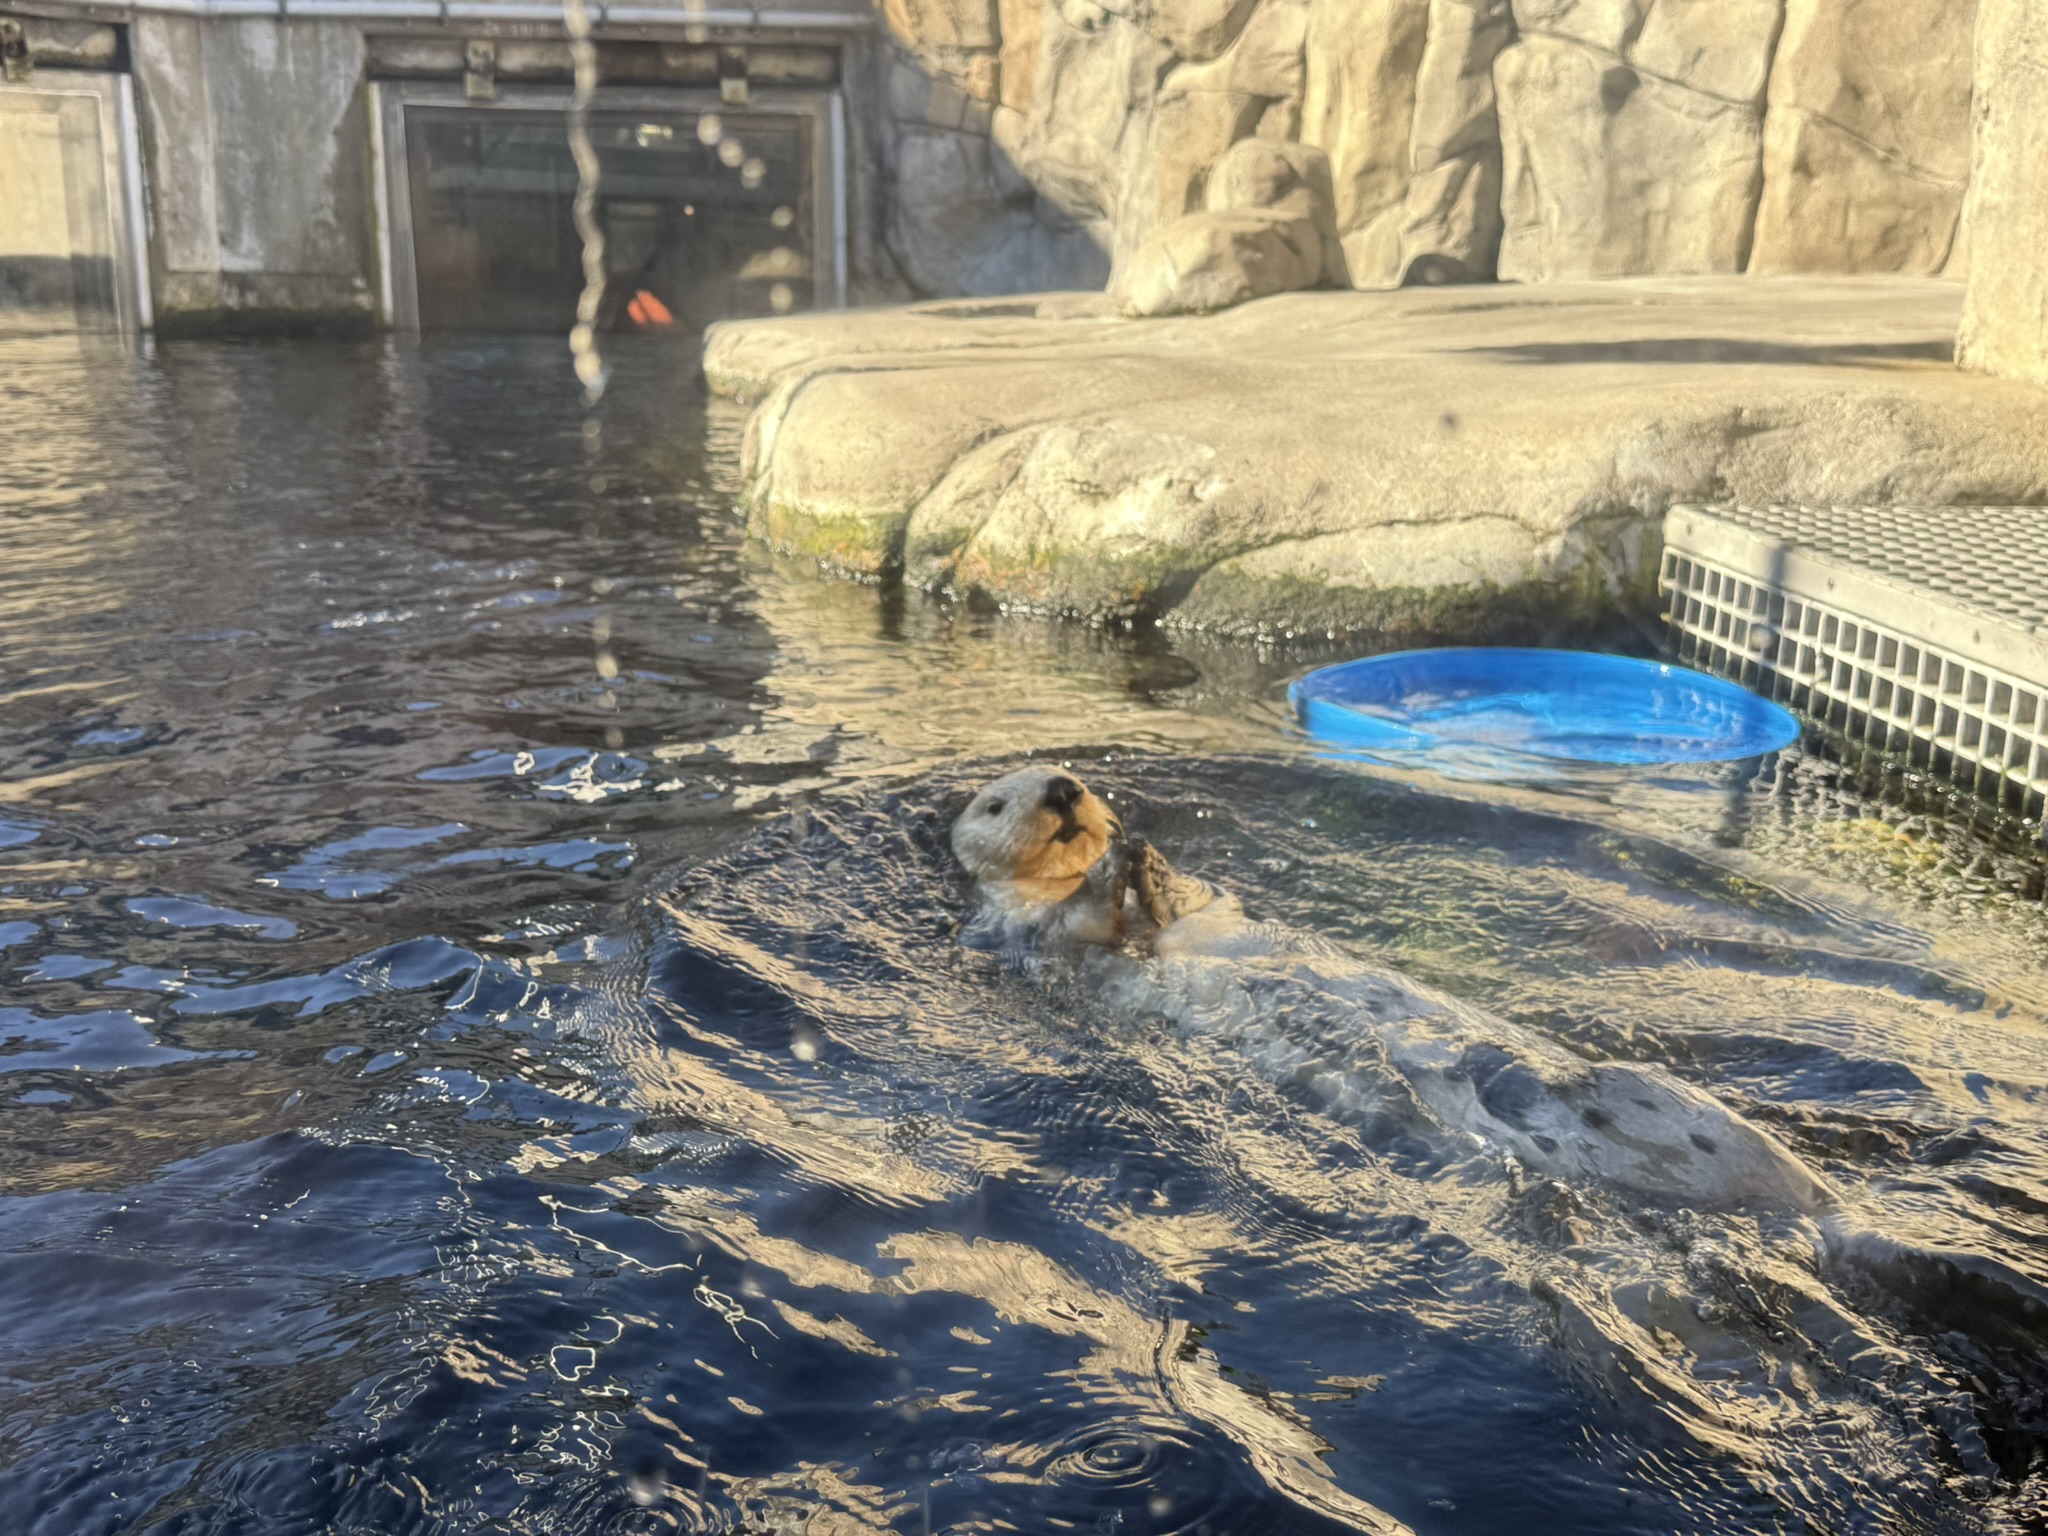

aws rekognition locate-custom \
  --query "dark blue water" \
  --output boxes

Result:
[3,334,2046,1535]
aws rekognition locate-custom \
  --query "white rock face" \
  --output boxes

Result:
[1958,0,2048,386]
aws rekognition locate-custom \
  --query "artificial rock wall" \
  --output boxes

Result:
[875,0,1982,297]
[1957,0,2048,387]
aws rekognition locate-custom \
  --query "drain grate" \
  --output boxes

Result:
[1660,502,2048,822]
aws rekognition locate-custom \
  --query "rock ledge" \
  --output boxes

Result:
[704,277,2048,642]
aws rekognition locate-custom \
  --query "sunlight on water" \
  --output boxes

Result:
[0,334,2044,1534]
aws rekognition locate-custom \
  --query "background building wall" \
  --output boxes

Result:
[133,14,378,331]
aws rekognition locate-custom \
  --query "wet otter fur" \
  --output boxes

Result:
[952,764,1835,1216]
[949,766,1222,950]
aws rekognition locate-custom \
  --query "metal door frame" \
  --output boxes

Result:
[0,71,152,333]
[371,78,845,334]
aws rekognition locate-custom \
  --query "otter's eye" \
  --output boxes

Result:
[983,798,1006,816]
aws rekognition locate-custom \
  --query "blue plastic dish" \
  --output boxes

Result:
[1290,648,1801,766]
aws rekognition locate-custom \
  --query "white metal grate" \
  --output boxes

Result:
[1661,502,2048,823]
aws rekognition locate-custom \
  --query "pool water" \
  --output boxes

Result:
[3,334,2046,1536]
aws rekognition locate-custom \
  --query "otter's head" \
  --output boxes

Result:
[951,766,1118,899]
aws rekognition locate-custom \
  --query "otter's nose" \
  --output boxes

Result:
[1042,776,1084,814]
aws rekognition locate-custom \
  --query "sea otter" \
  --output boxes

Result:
[951,763,1834,1215]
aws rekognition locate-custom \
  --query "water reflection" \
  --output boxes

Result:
[1,333,2045,1534]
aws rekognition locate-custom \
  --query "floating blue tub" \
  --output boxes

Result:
[1290,648,1802,766]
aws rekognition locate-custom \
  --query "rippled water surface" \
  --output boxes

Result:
[3,334,2047,1536]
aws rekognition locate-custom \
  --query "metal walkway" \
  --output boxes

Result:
[1661,502,2048,822]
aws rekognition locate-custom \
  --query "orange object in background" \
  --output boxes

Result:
[626,290,674,327]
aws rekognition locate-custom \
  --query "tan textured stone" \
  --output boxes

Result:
[964,52,1001,102]
[1256,97,1302,138]
[1749,0,1974,275]
[883,0,1000,51]
[706,278,2048,635]
[1204,135,1333,222]
[1113,137,1339,315]
[1630,0,1782,106]
[1113,86,1265,271]
[1496,34,1765,281]
[1001,3,1164,234]
[1300,0,1430,286]
[1957,0,2048,385]
[871,0,1984,312]
[1505,0,1635,52]
[1156,0,1307,103]
[1407,0,1512,164]
[1751,115,1968,276]
[1396,0,1512,283]
[1298,0,1511,289]
[887,128,1105,294]
[1396,156,1500,283]
[1145,0,1262,62]
[1113,209,1324,315]
[890,61,978,130]
[996,0,1042,109]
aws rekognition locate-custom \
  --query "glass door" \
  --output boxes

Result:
[402,102,815,334]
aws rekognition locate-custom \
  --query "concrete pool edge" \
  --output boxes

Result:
[700,276,2048,644]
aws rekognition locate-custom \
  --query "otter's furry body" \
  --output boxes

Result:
[952,766,1833,1215]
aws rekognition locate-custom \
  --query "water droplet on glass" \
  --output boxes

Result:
[718,138,745,169]
[771,205,795,229]
[769,283,794,314]
[740,157,766,189]
[696,112,722,146]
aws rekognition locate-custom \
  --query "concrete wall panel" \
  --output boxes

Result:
[131,13,222,311]
[134,14,376,328]
[205,19,374,318]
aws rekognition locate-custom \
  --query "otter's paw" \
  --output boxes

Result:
[1128,837,1214,926]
